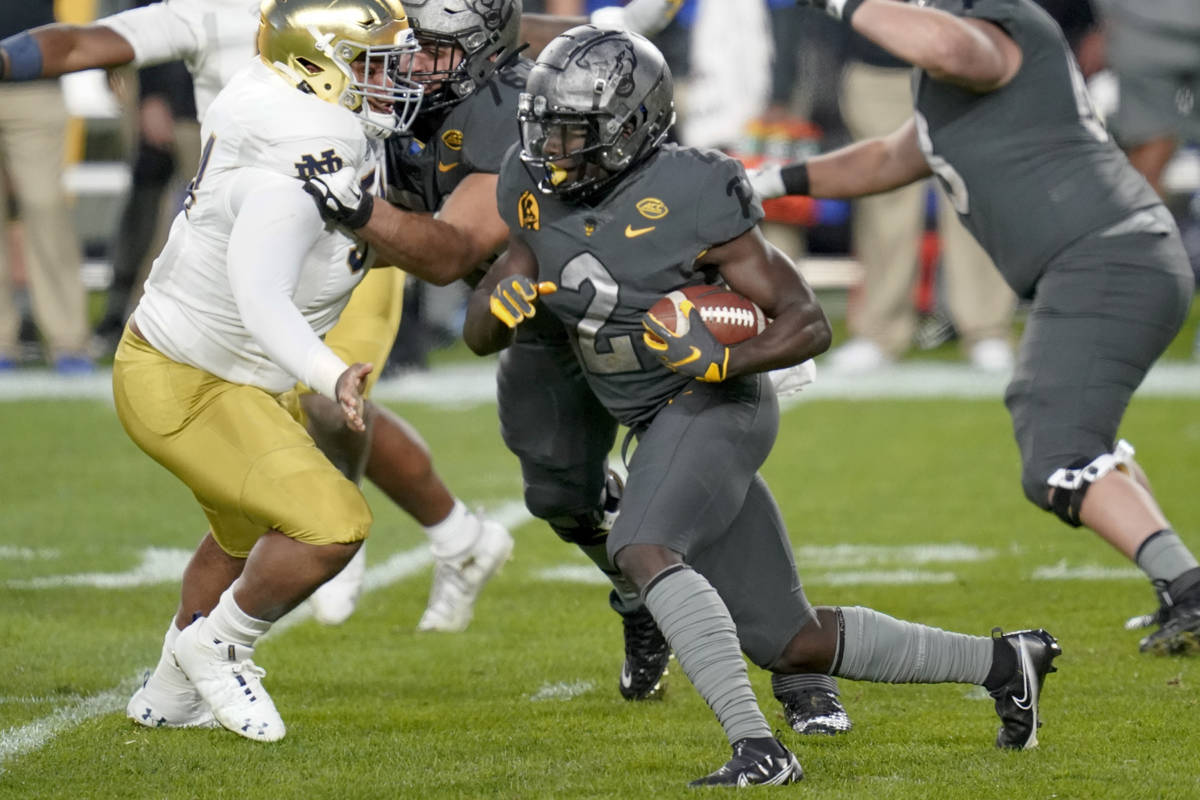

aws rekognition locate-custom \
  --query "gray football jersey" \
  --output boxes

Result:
[497,144,764,428]
[386,59,531,212]
[914,0,1163,297]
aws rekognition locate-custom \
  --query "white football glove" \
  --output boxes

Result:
[769,360,817,397]
[302,170,374,230]
[591,0,682,37]
[746,164,787,200]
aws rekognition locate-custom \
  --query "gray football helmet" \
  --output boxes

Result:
[518,25,674,202]
[402,0,522,113]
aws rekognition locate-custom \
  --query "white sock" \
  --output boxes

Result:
[163,618,184,651]
[205,587,271,649]
[424,500,479,560]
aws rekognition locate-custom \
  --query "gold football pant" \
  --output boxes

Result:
[112,328,372,558]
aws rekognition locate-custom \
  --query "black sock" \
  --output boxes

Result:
[982,638,1017,691]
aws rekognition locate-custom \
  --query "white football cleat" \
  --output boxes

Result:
[309,544,368,626]
[172,618,285,742]
[824,338,892,375]
[417,517,514,633]
[126,641,216,729]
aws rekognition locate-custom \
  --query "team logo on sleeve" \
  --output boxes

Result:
[519,191,540,230]
[294,149,345,179]
[636,198,668,220]
[441,129,463,150]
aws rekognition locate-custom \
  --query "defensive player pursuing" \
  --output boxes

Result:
[464,26,1061,786]
[109,0,424,741]
[0,0,517,634]
[752,0,1200,654]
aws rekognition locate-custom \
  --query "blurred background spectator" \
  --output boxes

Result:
[0,0,93,373]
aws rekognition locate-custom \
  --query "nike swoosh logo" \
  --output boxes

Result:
[437,161,460,172]
[1011,640,1035,710]
[620,663,633,689]
[625,224,655,238]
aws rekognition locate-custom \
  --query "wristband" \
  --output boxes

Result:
[781,162,811,196]
[840,0,866,24]
[0,32,44,81]
[345,191,374,229]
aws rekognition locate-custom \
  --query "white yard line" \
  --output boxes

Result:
[2,361,1199,404]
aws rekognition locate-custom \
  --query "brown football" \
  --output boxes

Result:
[646,284,766,345]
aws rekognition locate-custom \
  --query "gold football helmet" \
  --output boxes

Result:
[258,0,425,137]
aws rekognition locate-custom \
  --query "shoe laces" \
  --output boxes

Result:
[624,607,667,661]
[229,659,267,683]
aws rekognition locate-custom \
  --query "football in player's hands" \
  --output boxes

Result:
[645,285,766,346]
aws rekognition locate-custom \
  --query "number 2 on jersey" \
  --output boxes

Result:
[559,253,641,374]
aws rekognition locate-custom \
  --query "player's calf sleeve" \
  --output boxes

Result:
[834,606,991,686]
[643,565,771,745]
[1135,529,1200,586]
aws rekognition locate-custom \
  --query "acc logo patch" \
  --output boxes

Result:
[519,191,540,231]
[441,129,464,151]
[636,197,668,220]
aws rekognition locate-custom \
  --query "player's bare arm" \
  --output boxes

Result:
[0,24,134,80]
[359,173,509,284]
[706,228,832,378]
[463,236,542,355]
[849,0,1021,91]
[754,117,931,201]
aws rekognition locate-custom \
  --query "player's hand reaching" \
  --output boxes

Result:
[489,275,557,328]
[335,362,373,432]
[303,172,374,230]
[642,302,731,382]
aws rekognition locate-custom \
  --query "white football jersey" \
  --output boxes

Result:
[98,0,260,120]
[133,61,380,397]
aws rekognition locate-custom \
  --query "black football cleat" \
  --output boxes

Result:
[989,628,1061,750]
[1137,574,1200,655]
[611,590,670,700]
[778,688,852,736]
[688,737,803,788]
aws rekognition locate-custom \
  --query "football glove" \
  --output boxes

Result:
[490,276,557,328]
[642,300,730,382]
[302,173,374,230]
[795,0,866,23]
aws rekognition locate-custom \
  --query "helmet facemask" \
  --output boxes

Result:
[258,0,425,139]
[326,35,424,138]
[518,26,675,203]
[404,0,523,115]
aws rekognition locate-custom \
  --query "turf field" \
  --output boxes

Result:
[1,356,1199,798]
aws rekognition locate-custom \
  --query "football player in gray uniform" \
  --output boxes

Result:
[754,0,1199,654]
[466,25,1062,786]
[305,0,677,700]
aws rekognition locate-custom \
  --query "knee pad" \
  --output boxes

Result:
[529,470,622,546]
[1044,440,1135,527]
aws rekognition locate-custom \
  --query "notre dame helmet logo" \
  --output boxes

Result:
[518,191,540,230]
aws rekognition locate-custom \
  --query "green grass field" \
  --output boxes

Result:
[1,369,1199,798]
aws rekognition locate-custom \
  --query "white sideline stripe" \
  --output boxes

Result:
[529,680,596,702]
[0,684,135,768]
[3,361,1199,403]
[5,548,192,590]
[0,502,537,767]
[0,546,60,561]
[535,564,961,586]
[795,543,996,566]
[1032,562,1144,581]
[808,569,958,586]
